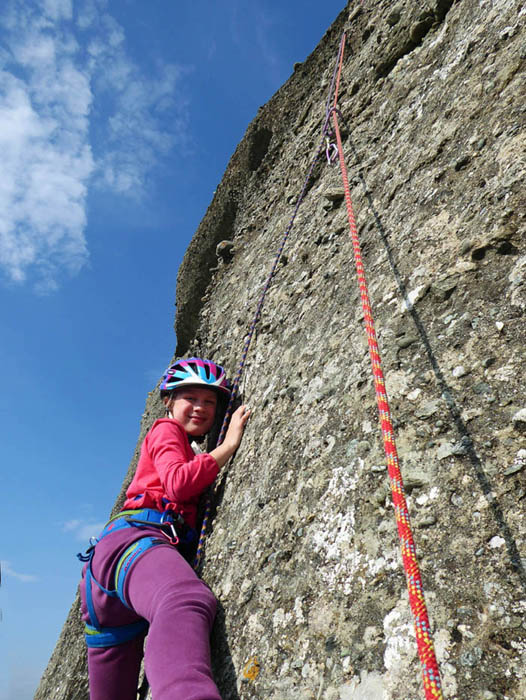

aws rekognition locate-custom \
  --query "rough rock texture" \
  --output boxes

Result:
[36,1,526,698]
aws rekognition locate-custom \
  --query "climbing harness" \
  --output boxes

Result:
[329,33,444,700]
[78,507,195,647]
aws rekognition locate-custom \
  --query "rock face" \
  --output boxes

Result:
[36,1,526,699]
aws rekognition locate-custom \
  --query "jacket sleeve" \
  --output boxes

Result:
[147,421,219,502]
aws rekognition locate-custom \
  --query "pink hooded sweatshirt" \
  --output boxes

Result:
[123,418,219,528]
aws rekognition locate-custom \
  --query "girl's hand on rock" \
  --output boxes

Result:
[225,405,251,450]
[210,405,251,468]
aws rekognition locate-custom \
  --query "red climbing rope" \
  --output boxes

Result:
[192,29,444,699]
[330,33,444,700]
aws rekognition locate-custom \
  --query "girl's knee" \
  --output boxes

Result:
[146,574,217,622]
[199,582,217,617]
[126,548,217,624]
[174,577,217,617]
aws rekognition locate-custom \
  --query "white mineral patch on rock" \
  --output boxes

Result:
[324,435,336,454]
[512,409,526,430]
[221,576,233,597]
[508,255,526,285]
[494,363,515,382]
[368,552,400,577]
[308,601,335,637]
[363,625,382,648]
[452,365,467,378]
[437,442,456,460]
[247,613,265,638]
[407,388,422,400]
[416,486,440,505]
[272,607,292,631]
[301,376,324,404]
[311,464,366,593]
[383,604,416,672]
[455,261,478,273]
[385,370,410,397]
[400,284,429,312]
[293,597,305,625]
[339,670,388,700]
[433,628,458,697]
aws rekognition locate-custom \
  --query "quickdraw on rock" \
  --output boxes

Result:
[325,136,339,165]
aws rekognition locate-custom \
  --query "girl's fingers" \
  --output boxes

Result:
[241,406,251,422]
[231,405,250,430]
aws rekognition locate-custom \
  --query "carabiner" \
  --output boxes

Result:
[325,138,338,165]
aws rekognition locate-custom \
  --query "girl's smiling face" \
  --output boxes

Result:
[166,386,218,436]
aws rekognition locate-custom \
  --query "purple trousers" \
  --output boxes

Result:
[80,528,221,700]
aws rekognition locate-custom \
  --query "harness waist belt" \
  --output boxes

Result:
[78,508,191,648]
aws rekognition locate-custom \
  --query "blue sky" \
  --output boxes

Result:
[0,0,345,697]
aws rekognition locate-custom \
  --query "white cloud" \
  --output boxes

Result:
[0,2,93,290]
[63,518,105,541]
[253,6,281,82]
[0,0,93,291]
[0,0,189,290]
[1,561,38,583]
[228,1,281,84]
[76,0,101,31]
[78,522,106,541]
[86,27,188,196]
[62,518,82,531]
[42,0,73,22]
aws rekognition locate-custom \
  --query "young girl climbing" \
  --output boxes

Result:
[79,357,250,700]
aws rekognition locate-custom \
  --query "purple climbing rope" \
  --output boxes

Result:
[193,86,340,571]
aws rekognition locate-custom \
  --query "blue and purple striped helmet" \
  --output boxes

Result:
[160,358,230,397]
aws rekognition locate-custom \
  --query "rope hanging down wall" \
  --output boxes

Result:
[330,33,444,700]
[193,112,335,572]
[193,30,444,700]
[192,7,352,574]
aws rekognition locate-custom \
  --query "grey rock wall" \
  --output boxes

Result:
[36,1,525,699]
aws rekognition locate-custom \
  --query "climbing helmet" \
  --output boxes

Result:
[160,358,230,397]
